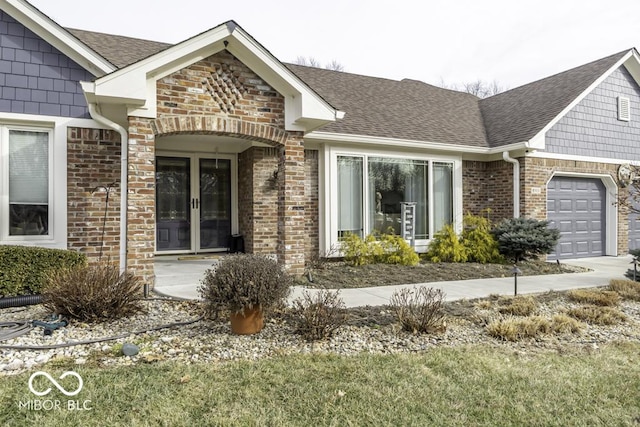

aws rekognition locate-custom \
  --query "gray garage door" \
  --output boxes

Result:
[547,176,605,259]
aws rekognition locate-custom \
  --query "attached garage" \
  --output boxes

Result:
[547,176,606,259]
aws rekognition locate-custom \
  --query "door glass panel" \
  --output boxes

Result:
[156,157,191,251]
[199,158,231,249]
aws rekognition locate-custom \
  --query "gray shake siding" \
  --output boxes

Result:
[0,11,93,118]
[545,66,640,161]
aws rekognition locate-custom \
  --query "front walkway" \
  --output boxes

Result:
[154,255,634,307]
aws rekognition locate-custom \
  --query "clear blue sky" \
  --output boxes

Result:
[28,0,640,90]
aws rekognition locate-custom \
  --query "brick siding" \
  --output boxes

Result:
[67,127,121,261]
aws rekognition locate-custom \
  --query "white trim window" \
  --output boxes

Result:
[1,127,53,241]
[334,152,457,247]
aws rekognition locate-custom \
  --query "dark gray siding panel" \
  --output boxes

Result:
[0,11,94,118]
[546,66,640,161]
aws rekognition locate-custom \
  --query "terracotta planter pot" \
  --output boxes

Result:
[229,306,264,335]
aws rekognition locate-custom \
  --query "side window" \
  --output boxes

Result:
[4,128,52,239]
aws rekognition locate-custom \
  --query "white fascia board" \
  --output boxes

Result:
[527,150,635,165]
[306,131,528,155]
[528,49,635,145]
[1,0,115,76]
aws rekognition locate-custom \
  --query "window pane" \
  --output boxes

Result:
[8,130,49,236]
[337,156,363,238]
[433,162,453,232]
[368,158,428,239]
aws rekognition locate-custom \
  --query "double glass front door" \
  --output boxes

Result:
[156,155,232,253]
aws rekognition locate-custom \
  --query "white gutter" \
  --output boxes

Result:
[86,103,128,274]
[502,151,520,218]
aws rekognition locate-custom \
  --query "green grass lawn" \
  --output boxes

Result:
[2,343,639,426]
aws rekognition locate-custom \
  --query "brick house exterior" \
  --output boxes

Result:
[2,0,640,288]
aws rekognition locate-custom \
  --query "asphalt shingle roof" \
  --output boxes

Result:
[67,27,632,149]
[67,28,171,68]
[479,50,628,147]
[286,65,489,147]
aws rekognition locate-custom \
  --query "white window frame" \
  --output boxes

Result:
[325,145,463,253]
[1,125,54,243]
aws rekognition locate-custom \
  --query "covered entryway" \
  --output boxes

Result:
[155,153,234,254]
[547,176,606,259]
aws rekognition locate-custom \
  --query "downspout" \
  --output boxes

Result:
[502,151,520,218]
[86,103,128,274]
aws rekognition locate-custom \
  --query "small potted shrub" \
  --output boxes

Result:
[199,254,292,334]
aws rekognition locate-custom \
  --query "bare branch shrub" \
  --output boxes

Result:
[292,289,346,341]
[43,263,144,322]
[390,286,446,334]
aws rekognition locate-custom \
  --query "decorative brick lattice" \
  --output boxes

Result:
[202,63,246,113]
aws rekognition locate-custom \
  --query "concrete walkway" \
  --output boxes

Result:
[154,255,635,307]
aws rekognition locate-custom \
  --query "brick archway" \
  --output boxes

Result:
[151,116,288,147]
[126,115,306,286]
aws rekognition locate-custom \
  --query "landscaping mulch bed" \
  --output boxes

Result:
[303,260,590,289]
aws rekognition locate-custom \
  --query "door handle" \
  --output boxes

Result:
[192,198,199,209]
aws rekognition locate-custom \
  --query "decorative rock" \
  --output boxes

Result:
[122,343,140,357]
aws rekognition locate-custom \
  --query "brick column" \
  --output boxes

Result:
[278,132,305,275]
[127,117,156,286]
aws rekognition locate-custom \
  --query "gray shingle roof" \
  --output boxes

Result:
[480,50,629,147]
[67,27,633,150]
[287,65,489,147]
[66,28,171,68]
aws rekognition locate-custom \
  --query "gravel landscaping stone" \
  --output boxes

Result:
[1,290,639,376]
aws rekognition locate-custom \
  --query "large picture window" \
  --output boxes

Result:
[3,129,51,238]
[336,154,453,241]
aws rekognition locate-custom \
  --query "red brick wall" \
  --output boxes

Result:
[127,117,156,285]
[304,149,319,261]
[462,159,514,223]
[156,50,285,127]
[67,127,121,262]
[237,147,279,254]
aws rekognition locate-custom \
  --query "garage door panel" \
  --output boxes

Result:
[547,177,606,260]
[575,200,589,212]
[558,220,573,232]
[575,220,589,232]
[559,200,573,212]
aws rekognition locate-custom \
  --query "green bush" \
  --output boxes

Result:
[42,263,144,322]
[491,217,560,262]
[341,231,419,266]
[199,254,292,316]
[461,213,503,264]
[341,233,382,266]
[425,224,467,263]
[0,245,86,296]
[378,233,420,266]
